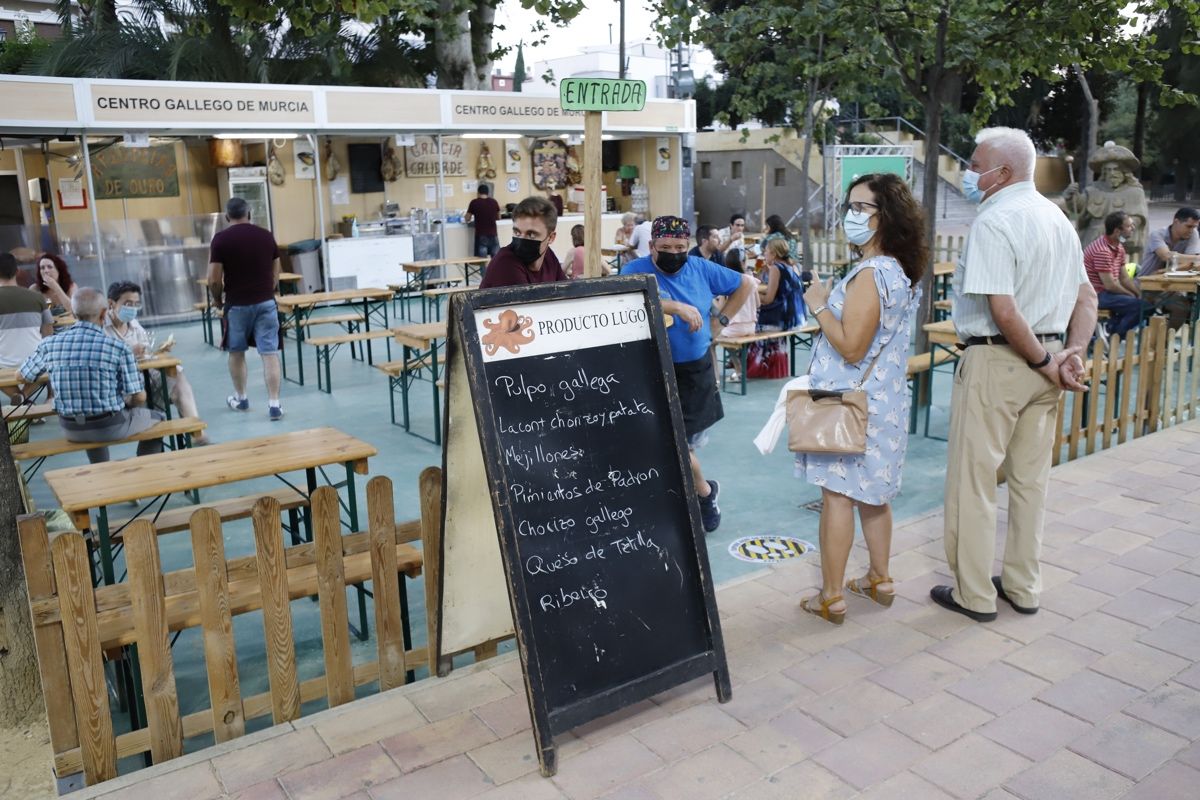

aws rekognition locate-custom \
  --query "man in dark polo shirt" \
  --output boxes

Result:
[208,197,284,420]
[479,196,568,288]
[465,184,501,258]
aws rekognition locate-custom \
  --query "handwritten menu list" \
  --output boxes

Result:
[474,292,714,713]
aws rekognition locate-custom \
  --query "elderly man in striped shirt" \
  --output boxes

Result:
[932,127,1098,623]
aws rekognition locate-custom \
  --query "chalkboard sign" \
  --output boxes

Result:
[440,277,731,776]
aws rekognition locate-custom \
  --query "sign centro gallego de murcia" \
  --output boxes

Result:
[559,78,648,113]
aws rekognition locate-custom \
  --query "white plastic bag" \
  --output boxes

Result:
[753,376,810,454]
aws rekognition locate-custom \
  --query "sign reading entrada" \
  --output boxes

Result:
[559,78,648,112]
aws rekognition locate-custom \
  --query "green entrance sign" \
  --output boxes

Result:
[560,78,647,112]
[840,155,909,199]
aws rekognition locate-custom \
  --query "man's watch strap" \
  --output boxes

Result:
[1028,351,1053,369]
[717,313,730,326]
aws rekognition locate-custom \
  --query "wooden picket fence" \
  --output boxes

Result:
[1054,317,1200,465]
[805,233,963,277]
[19,470,440,787]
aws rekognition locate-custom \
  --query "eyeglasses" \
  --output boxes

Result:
[843,201,879,215]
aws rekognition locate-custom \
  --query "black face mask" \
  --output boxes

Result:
[511,237,544,265]
[655,251,688,274]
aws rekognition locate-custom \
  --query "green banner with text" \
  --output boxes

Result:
[560,78,648,112]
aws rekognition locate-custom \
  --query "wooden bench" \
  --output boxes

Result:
[715,324,820,395]
[195,302,222,348]
[13,417,206,483]
[281,311,363,332]
[4,401,55,421]
[907,349,960,437]
[306,328,399,393]
[377,355,446,444]
[421,285,475,322]
[107,486,311,542]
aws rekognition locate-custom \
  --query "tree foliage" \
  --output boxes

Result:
[658,0,1200,348]
[24,0,585,88]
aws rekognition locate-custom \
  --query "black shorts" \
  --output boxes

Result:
[673,353,723,441]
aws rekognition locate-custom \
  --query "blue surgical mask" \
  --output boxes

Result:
[961,166,1002,204]
[843,209,876,246]
[116,305,138,323]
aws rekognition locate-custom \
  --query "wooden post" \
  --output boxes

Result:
[584,111,604,278]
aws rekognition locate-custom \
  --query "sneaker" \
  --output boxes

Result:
[227,395,249,411]
[268,405,284,421]
[698,479,721,533]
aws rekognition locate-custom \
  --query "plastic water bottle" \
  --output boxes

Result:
[351,218,360,238]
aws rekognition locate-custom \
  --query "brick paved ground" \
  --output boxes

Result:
[70,422,1200,799]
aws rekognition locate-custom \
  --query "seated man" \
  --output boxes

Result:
[689,225,726,267]
[104,280,210,445]
[1083,212,1148,337]
[19,287,164,464]
[0,252,52,381]
[1136,207,1200,327]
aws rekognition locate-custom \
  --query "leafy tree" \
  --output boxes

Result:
[1148,7,1200,198]
[0,28,51,75]
[656,0,872,260]
[660,0,1200,352]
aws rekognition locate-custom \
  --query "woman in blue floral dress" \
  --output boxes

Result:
[797,173,928,624]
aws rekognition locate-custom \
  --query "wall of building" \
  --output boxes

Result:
[693,148,818,231]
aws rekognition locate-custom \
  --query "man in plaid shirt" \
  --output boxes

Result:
[19,287,164,463]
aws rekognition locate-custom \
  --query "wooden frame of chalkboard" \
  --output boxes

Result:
[442,276,731,777]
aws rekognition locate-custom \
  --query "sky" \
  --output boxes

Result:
[491,0,715,83]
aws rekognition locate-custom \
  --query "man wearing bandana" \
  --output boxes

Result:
[622,216,755,532]
[479,196,568,289]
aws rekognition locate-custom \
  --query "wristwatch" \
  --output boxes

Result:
[716,313,730,326]
[1028,351,1053,369]
[811,305,828,317]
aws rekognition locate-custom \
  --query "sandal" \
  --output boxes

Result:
[846,572,895,607]
[800,592,845,625]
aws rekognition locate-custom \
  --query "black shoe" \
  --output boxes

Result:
[930,585,997,622]
[992,576,1038,615]
[699,479,721,533]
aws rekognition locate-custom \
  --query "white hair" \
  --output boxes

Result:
[72,287,106,321]
[621,212,636,225]
[975,127,1036,179]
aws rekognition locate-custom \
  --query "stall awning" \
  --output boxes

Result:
[0,76,695,136]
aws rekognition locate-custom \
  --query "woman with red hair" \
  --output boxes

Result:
[34,253,75,313]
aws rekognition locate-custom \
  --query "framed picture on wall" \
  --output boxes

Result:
[505,139,522,174]
[57,178,87,209]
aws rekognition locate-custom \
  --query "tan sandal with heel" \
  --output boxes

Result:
[800,592,846,625]
[846,573,895,607]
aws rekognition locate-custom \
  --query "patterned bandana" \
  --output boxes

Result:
[651,215,690,240]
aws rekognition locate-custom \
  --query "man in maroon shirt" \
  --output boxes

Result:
[465,184,501,258]
[208,197,284,420]
[479,196,568,288]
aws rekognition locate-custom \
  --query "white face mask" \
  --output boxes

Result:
[961,166,1002,204]
[843,208,876,246]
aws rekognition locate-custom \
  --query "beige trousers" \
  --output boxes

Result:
[943,343,1062,613]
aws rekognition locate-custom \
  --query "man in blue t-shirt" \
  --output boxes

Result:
[622,216,754,533]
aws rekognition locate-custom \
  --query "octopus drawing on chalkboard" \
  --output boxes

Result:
[481,309,536,355]
[531,139,569,190]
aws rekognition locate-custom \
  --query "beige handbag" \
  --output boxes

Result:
[786,350,881,455]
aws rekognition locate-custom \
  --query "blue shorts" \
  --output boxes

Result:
[225,299,280,354]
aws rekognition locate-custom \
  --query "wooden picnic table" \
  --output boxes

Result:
[45,427,377,586]
[923,319,959,347]
[1139,271,1200,327]
[402,256,491,288]
[275,288,394,386]
[388,322,448,444]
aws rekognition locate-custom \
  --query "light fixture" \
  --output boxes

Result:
[213,132,299,140]
[558,134,615,141]
[460,133,497,139]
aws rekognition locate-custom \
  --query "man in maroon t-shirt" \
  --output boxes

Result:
[479,196,568,288]
[208,197,284,419]
[464,184,501,258]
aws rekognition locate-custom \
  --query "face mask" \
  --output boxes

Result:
[510,237,544,265]
[843,209,876,246]
[116,305,138,323]
[655,251,689,273]
[961,166,1002,204]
